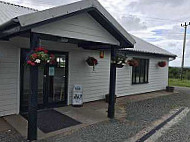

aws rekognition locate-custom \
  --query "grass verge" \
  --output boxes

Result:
[169,78,190,88]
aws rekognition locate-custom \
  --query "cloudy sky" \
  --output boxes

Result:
[3,0,190,67]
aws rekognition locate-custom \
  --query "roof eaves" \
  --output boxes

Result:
[122,48,177,58]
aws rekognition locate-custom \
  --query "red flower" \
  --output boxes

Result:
[127,59,139,67]
[30,62,36,66]
[86,57,98,66]
[93,59,98,65]
[31,53,38,58]
[27,60,32,65]
[44,50,48,53]
[27,60,35,66]
[158,61,166,67]
[35,47,45,52]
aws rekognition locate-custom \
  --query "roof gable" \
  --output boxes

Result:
[0,0,135,48]
[32,13,120,45]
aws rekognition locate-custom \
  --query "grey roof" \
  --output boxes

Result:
[0,1,37,25]
[123,35,176,58]
[16,0,135,46]
[0,0,176,58]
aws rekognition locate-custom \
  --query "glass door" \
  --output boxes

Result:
[46,54,68,106]
[20,49,68,114]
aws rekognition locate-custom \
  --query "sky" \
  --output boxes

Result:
[3,0,190,67]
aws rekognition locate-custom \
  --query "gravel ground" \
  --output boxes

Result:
[156,87,190,142]
[39,87,190,142]
[0,129,27,142]
[1,87,190,142]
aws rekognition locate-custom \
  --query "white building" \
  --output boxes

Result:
[0,0,176,117]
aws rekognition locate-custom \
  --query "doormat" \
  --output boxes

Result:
[37,109,81,133]
[22,109,81,133]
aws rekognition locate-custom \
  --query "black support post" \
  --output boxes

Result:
[28,32,39,141]
[108,46,117,119]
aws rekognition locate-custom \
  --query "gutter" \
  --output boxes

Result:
[122,49,177,59]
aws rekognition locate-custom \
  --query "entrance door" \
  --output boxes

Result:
[20,49,68,113]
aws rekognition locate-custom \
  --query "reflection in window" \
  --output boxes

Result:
[56,56,65,68]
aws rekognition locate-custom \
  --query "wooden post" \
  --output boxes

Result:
[108,46,116,118]
[28,32,39,140]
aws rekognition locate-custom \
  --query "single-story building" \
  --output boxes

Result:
[0,0,176,122]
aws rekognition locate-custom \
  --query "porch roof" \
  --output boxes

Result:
[0,0,135,48]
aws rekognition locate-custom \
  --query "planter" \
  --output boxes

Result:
[127,59,139,67]
[86,57,98,66]
[105,94,117,103]
[158,61,166,67]
[166,86,175,92]
[115,64,124,68]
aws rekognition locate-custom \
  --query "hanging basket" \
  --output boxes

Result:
[158,61,166,67]
[127,59,139,67]
[86,57,98,71]
[113,54,127,68]
[115,64,124,68]
[26,47,55,66]
[86,57,98,66]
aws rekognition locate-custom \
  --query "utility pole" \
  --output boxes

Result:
[180,22,190,80]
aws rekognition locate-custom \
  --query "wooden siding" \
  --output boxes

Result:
[32,13,120,46]
[7,37,169,111]
[116,55,169,97]
[38,40,111,103]
[0,41,19,117]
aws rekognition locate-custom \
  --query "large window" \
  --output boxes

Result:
[132,58,149,84]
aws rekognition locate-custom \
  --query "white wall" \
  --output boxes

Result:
[32,12,120,46]
[40,40,169,103]
[40,40,111,103]
[2,37,169,117]
[10,37,110,104]
[0,41,20,117]
[116,55,169,97]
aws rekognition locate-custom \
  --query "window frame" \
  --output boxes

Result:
[132,58,149,85]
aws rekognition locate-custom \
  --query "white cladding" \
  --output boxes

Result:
[116,55,169,96]
[32,13,120,46]
[0,37,169,116]
[0,41,19,117]
[9,38,169,106]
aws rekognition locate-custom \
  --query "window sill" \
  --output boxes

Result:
[132,82,149,85]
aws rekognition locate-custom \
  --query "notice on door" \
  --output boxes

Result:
[49,67,55,76]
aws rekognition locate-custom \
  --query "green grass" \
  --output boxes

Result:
[169,78,190,88]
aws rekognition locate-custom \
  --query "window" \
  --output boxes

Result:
[132,58,149,84]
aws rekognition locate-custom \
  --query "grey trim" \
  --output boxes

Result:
[123,50,177,59]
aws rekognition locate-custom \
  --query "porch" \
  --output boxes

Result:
[0,0,136,140]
